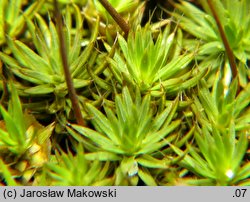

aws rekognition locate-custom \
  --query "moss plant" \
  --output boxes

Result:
[0,5,100,125]
[0,0,249,185]
[107,23,207,95]
[0,84,54,184]
[172,0,250,86]
[67,87,182,185]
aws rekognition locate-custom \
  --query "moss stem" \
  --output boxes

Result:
[207,0,237,79]
[98,0,130,38]
[53,0,85,126]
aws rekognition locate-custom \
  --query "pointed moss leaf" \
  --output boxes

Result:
[194,130,215,169]
[138,168,157,186]
[103,106,121,143]
[223,123,235,158]
[211,126,225,153]
[14,40,51,74]
[71,42,94,77]
[137,94,151,128]
[152,103,173,131]
[49,20,61,74]
[0,129,16,146]
[0,52,22,70]
[115,94,127,124]
[11,69,44,85]
[69,28,82,65]
[0,160,17,186]
[73,79,92,88]
[188,143,215,174]
[232,132,248,170]
[0,1,6,42]
[139,135,176,154]
[9,0,45,37]
[7,0,24,28]
[155,54,193,82]
[179,68,208,91]
[118,34,129,60]
[165,96,179,126]
[84,152,121,161]
[233,162,250,183]
[224,24,237,48]
[171,144,214,179]
[151,72,191,91]
[225,78,238,105]
[6,36,28,66]
[53,80,92,95]
[34,14,52,57]
[122,87,133,112]
[19,69,54,84]
[198,81,218,121]
[137,155,167,169]
[9,84,26,136]
[0,106,24,147]
[26,18,43,57]
[37,122,55,145]
[24,85,54,95]
[84,161,101,185]
[71,124,124,154]
[86,103,119,144]
[199,41,223,55]
[143,119,180,146]
[46,164,72,182]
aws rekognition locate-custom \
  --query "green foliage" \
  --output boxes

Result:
[67,87,180,185]
[0,0,249,186]
[192,77,250,132]
[0,0,45,46]
[0,84,54,155]
[107,24,207,95]
[0,5,99,115]
[171,124,248,185]
[171,72,249,185]
[93,0,139,22]
[0,84,54,184]
[44,145,112,185]
[0,84,26,154]
[173,0,250,62]
[0,159,18,185]
[172,0,250,86]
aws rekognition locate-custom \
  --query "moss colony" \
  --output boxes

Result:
[0,0,249,185]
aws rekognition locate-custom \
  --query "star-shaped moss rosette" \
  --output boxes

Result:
[192,75,250,133]
[106,23,207,96]
[0,5,99,116]
[67,87,184,185]
[171,73,250,185]
[171,123,249,185]
[42,145,113,186]
[172,0,250,86]
[0,84,54,184]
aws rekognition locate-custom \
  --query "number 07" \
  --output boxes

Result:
[235,189,247,197]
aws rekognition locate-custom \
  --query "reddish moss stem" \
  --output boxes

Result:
[207,0,237,79]
[98,0,130,37]
[53,0,85,126]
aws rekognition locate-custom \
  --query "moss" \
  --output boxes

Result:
[0,0,249,186]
